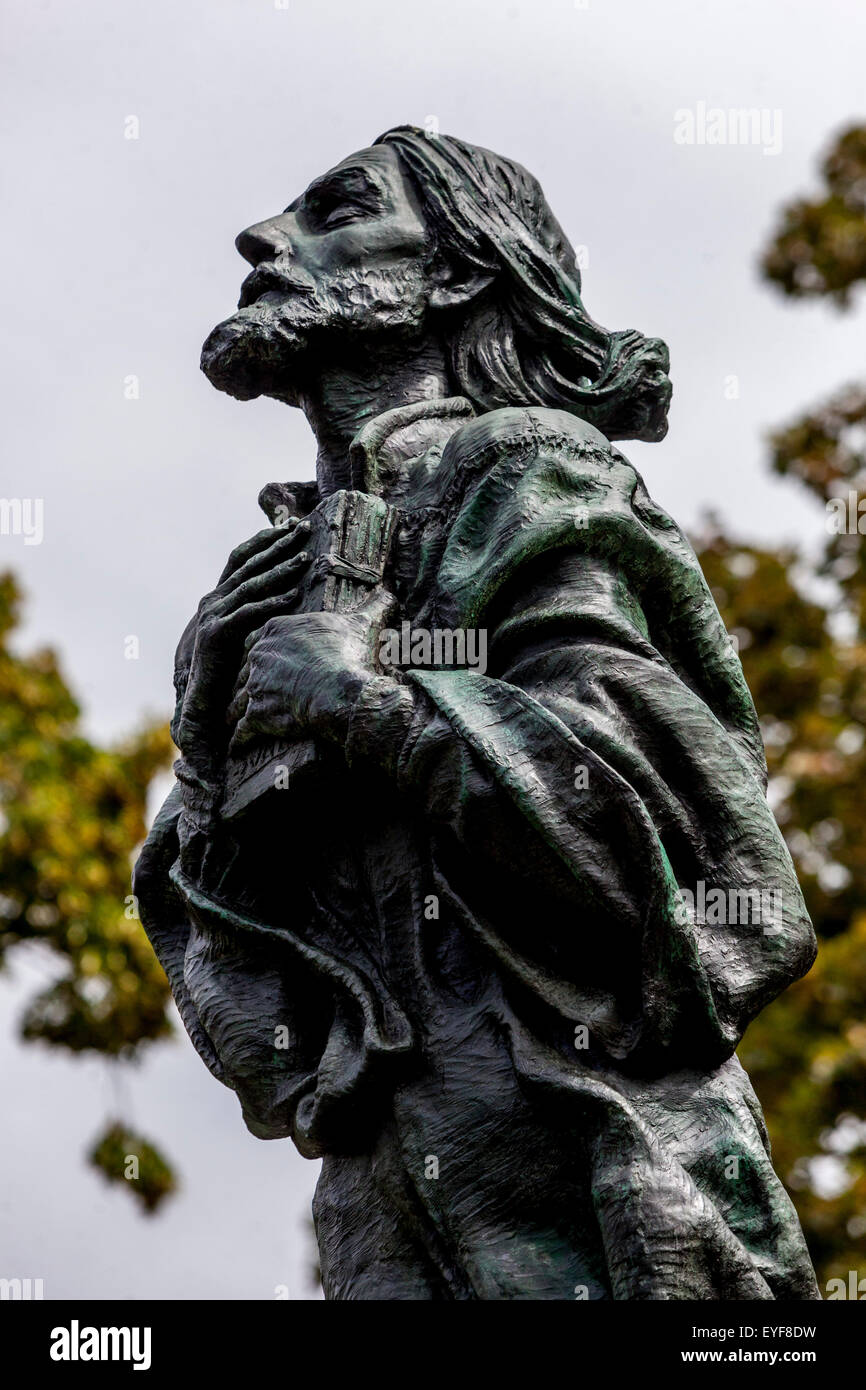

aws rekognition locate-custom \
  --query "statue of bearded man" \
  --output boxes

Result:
[134,126,820,1300]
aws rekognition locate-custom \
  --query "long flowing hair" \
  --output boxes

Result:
[375,126,672,443]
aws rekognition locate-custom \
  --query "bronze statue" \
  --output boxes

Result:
[134,127,820,1299]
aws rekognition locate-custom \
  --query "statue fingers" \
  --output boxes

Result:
[228,699,274,753]
[217,525,292,584]
[219,554,309,614]
[226,676,252,729]
[217,518,311,594]
[223,591,299,641]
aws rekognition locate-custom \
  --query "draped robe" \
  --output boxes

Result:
[134,397,819,1299]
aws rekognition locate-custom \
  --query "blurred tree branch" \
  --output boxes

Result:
[0,571,176,1212]
[693,121,866,1288]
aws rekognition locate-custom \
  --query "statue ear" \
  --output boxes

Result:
[427,253,495,311]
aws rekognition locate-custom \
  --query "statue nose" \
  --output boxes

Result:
[235,217,292,267]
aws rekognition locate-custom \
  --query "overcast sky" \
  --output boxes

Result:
[3,0,865,1300]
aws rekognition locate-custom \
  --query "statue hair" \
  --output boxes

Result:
[375,125,672,443]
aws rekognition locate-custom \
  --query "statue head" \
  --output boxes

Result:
[201,126,671,443]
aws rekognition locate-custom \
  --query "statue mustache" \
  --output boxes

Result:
[238,263,317,309]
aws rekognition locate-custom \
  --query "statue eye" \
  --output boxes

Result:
[323,203,362,229]
[306,190,365,231]
[305,176,382,231]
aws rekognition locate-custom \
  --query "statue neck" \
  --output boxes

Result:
[299,337,452,495]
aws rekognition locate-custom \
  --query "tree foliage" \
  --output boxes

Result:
[761,125,866,305]
[0,571,176,1210]
[701,120,866,1290]
[696,531,866,1286]
[88,1122,177,1215]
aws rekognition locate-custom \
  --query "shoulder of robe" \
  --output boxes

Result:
[423,404,711,640]
[435,405,645,507]
[440,405,617,469]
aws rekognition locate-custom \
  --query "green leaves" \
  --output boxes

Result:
[88,1122,178,1215]
[0,571,176,1209]
[697,128,866,1287]
[696,525,866,1288]
[762,126,866,306]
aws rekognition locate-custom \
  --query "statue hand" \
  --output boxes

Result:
[174,517,313,777]
[227,588,399,751]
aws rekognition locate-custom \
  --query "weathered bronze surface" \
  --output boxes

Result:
[135,127,820,1299]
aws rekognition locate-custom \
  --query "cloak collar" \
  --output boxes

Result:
[258,396,475,522]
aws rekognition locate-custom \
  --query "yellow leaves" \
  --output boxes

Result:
[0,576,174,1060]
[81,861,110,892]
[56,889,90,917]
[79,950,102,977]
[783,749,846,779]
[700,512,866,1283]
[810,1045,847,1083]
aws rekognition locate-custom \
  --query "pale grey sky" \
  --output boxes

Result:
[2,0,865,1299]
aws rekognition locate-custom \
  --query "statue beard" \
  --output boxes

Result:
[200,262,430,404]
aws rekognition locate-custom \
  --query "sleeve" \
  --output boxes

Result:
[344,417,816,1072]
[131,783,225,1083]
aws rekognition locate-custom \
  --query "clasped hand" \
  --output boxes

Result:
[227,587,397,752]
[173,516,397,778]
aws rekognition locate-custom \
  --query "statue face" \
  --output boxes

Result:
[201,145,435,404]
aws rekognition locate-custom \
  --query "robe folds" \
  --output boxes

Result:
[135,398,820,1299]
